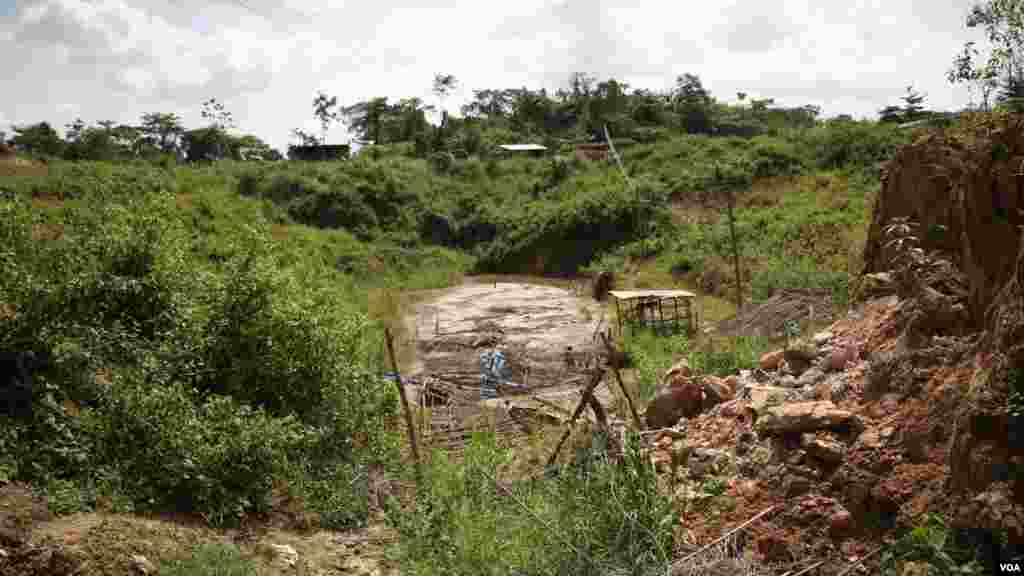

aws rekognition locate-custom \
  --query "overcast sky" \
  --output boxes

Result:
[3,0,986,152]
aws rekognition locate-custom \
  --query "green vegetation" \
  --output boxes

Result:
[623,328,770,402]
[160,543,256,576]
[387,431,676,576]
[879,514,986,575]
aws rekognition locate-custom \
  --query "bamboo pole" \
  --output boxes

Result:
[384,327,423,484]
[545,368,606,468]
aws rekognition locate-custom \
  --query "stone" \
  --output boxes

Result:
[861,272,895,298]
[783,346,818,376]
[778,375,799,388]
[755,533,792,562]
[829,509,853,537]
[269,544,299,568]
[828,374,850,401]
[813,331,834,346]
[900,562,931,576]
[735,430,757,456]
[130,555,157,575]
[827,344,859,372]
[664,358,693,382]
[759,349,785,370]
[797,367,826,388]
[646,382,703,428]
[783,474,813,497]
[746,385,792,412]
[755,401,860,435]
[803,436,846,464]
[723,375,740,394]
[702,376,735,410]
[688,448,731,479]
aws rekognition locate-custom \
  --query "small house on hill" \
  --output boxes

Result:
[497,144,547,157]
[287,144,351,161]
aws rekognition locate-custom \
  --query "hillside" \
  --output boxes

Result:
[1,113,1021,575]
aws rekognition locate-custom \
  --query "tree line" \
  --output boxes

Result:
[3,98,281,162]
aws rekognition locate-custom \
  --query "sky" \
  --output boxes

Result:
[3,0,988,152]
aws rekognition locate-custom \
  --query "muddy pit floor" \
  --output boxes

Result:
[405,279,620,430]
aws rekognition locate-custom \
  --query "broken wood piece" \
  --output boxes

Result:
[600,331,643,431]
[545,368,606,468]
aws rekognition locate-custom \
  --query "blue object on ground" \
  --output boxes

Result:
[480,350,511,399]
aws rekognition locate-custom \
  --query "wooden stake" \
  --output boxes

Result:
[545,368,605,468]
[600,331,643,431]
[384,327,423,484]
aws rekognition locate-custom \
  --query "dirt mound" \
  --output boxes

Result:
[862,119,1024,330]
[714,289,834,339]
[0,143,14,157]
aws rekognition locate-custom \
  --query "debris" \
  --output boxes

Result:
[129,554,156,575]
[755,401,860,435]
[269,544,298,568]
[646,381,703,428]
[759,349,785,371]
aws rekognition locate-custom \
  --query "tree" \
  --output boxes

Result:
[312,91,339,144]
[343,98,391,144]
[901,85,927,120]
[433,73,459,134]
[11,122,65,157]
[140,112,184,154]
[949,0,1024,109]
[291,129,319,146]
[673,73,713,134]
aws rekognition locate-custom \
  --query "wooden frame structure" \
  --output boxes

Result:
[609,289,697,336]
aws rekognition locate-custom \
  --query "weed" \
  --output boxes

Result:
[160,542,256,576]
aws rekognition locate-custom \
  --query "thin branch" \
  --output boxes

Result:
[668,504,780,575]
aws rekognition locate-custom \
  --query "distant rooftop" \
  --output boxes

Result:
[498,144,548,151]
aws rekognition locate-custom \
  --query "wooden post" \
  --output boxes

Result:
[600,331,643,431]
[385,327,423,483]
[546,368,606,468]
[725,181,744,313]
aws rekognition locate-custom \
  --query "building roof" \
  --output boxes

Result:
[498,144,548,151]
[609,289,697,300]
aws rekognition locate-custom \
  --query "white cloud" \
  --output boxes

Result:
[0,0,989,151]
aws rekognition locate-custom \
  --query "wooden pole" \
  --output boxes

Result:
[384,327,423,483]
[545,368,606,468]
[723,170,744,313]
[600,331,643,431]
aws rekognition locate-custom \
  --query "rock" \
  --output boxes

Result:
[130,554,156,575]
[829,509,854,537]
[688,448,731,479]
[797,367,826,388]
[745,385,792,411]
[861,272,895,298]
[826,343,860,372]
[783,346,817,376]
[755,533,792,562]
[723,375,740,394]
[783,474,813,497]
[777,374,799,388]
[900,562,931,576]
[269,544,299,568]
[702,376,735,410]
[828,374,850,402]
[803,435,846,464]
[664,358,693,382]
[646,382,702,428]
[735,430,757,456]
[759,349,785,370]
[813,331,834,346]
[755,401,860,435]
